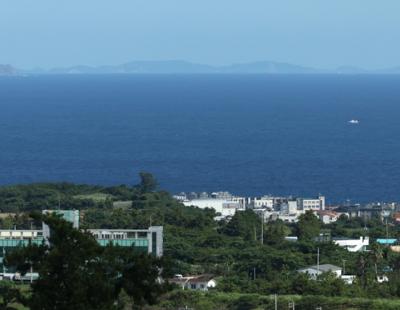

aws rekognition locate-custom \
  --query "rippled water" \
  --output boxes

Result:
[1,74,400,203]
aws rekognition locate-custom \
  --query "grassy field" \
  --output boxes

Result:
[73,192,113,202]
[150,290,400,310]
[112,200,132,209]
[4,285,400,309]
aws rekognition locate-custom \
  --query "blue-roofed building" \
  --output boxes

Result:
[376,238,397,245]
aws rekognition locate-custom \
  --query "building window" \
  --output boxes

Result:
[138,232,147,238]
[152,232,157,255]
[190,284,196,289]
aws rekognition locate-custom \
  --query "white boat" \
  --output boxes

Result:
[348,119,359,124]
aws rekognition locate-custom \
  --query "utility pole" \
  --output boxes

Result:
[386,218,389,240]
[30,264,33,284]
[342,259,346,275]
[253,267,256,280]
[261,210,264,245]
[317,248,320,274]
[274,294,278,310]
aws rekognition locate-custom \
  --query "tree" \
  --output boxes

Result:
[6,213,166,310]
[296,211,321,241]
[0,281,24,310]
[221,210,261,241]
[137,172,158,194]
[370,243,383,278]
[264,220,291,245]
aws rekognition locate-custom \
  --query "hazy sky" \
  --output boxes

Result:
[2,0,400,69]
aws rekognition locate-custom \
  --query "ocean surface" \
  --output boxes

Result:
[1,74,400,203]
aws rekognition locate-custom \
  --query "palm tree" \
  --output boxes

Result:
[370,243,383,279]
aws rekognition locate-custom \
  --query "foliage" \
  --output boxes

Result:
[0,281,25,310]
[3,173,400,306]
[5,213,166,310]
[296,210,321,241]
[147,290,400,310]
[136,172,158,194]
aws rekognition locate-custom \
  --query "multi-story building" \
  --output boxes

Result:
[252,196,274,209]
[183,199,242,218]
[297,195,325,211]
[88,227,163,257]
[0,210,163,275]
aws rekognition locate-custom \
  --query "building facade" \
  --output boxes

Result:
[0,210,163,275]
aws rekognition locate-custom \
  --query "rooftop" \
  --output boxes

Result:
[300,264,342,273]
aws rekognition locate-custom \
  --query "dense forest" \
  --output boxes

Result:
[1,173,400,309]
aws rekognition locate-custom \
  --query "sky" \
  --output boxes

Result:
[1,0,400,69]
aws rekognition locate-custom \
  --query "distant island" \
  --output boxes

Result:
[0,64,18,76]
[3,60,400,75]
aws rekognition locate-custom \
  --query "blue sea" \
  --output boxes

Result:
[1,74,400,203]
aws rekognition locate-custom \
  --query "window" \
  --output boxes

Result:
[190,284,196,289]
[152,232,157,255]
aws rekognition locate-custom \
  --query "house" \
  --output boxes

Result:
[341,275,356,285]
[169,274,216,291]
[333,237,369,252]
[298,264,342,280]
[317,210,339,224]
[393,212,400,224]
[298,264,356,284]
[377,275,389,283]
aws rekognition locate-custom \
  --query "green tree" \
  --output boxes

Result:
[137,172,158,194]
[221,210,261,241]
[0,281,23,310]
[297,211,321,241]
[264,220,290,245]
[6,213,166,310]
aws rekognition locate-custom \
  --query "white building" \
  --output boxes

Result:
[230,196,247,209]
[333,237,369,252]
[253,196,274,209]
[210,191,232,200]
[298,264,342,280]
[341,275,356,285]
[298,195,325,211]
[277,214,299,223]
[169,274,216,291]
[317,210,339,224]
[173,193,187,202]
[0,230,43,239]
[183,199,242,218]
